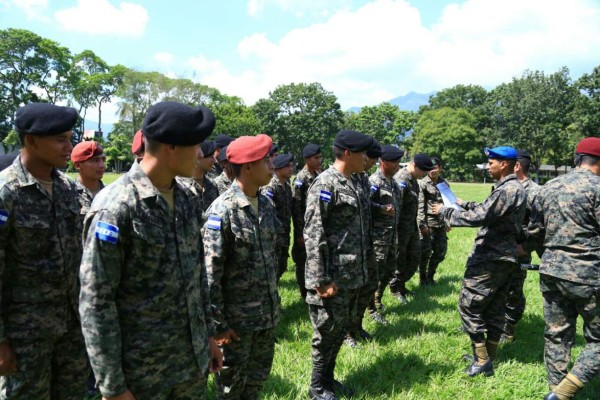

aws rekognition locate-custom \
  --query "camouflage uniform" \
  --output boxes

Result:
[418,175,449,283]
[203,182,280,400]
[214,170,232,195]
[369,169,402,310]
[261,174,292,280]
[304,166,368,391]
[0,155,90,399]
[389,167,421,295]
[79,161,214,399]
[206,161,223,180]
[291,166,318,299]
[75,179,105,200]
[439,174,526,343]
[536,168,600,386]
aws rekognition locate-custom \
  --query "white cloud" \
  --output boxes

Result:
[193,0,600,108]
[54,0,148,37]
[9,0,49,21]
[153,52,174,65]
[247,0,352,18]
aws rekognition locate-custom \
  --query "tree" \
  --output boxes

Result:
[209,95,262,137]
[104,128,133,172]
[573,65,600,137]
[345,102,416,148]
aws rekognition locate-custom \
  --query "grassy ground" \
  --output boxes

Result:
[83,180,599,399]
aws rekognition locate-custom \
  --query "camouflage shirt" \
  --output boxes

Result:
[304,166,369,291]
[440,174,526,266]
[369,169,402,248]
[203,182,280,333]
[393,167,420,233]
[353,172,373,251]
[206,162,223,180]
[418,175,448,229]
[261,175,292,248]
[214,170,232,195]
[537,168,600,285]
[0,155,90,342]
[520,178,542,253]
[79,162,214,397]
[291,166,318,241]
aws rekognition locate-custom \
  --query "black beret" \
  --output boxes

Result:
[15,103,78,136]
[381,145,404,161]
[302,143,321,158]
[414,153,435,171]
[333,130,373,152]
[218,145,229,162]
[201,141,216,158]
[273,153,294,169]
[270,143,279,156]
[516,150,531,160]
[431,156,443,166]
[215,134,235,149]
[366,139,382,159]
[0,153,18,172]
[142,102,215,146]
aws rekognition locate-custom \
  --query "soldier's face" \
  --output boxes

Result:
[347,150,366,174]
[76,154,106,181]
[277,163,293,179]
[365,157,377,171]
[381,159,400,177]
[31,131,73,168]
[487,159,502,180]
[249,156,273,186]
[428,165,441,179]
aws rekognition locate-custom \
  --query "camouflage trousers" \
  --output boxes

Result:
[540,274,600,386]
[419,226,448,281]
[459,260,514,343]
[291,242,307,300]
[390,228,420,293]
[216,327,276,400]
[350,252,378,333]
[0,326,88,400]
[308,288,358,388]
[371,239,398,311]
[130,373,208,400]
[503,255,530,326]
[276,245,289,281]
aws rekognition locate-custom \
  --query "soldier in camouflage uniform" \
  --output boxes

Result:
[291,143,323,300]
[194,141,220,212]
[0,103,90,399]
[261,153,294,281]
[79,102,222,400]
[304,130,372,400]
[500,150,540,343]
[434,146,526,378]
[535,138,600,400]
[214,146,234,195]
[369,145,403,317]
[207,134,234,180]
[72,140,106,199]
[203,134,280,400]
[389,154,434,304]
[418,157,450,285]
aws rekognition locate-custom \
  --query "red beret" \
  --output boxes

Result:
[576,137,600,157]
[227,134,272,164]
[71,141,104,163]
[132,129,144,154]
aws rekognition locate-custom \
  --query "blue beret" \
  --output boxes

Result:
[381,145,404,161]
[201,141,216,158]
[218,145,229,162]
[414,153,435,171]
[484,146,517,160]
[333,130,373,152]
[366,139,382,159]
[215,134,234,149]
[273,153,294,169]
[302,143,321,158]
[15,103,78,136]
[142,102,215,146]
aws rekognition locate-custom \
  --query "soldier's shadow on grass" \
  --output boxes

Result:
[497,314,546,364]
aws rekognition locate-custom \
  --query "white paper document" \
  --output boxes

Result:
[436,182,463,210]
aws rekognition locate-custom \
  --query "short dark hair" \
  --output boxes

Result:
[517,158,531,174]
[230,162,243,178]
[144,137,162,153]
[575,153,600,167]
[332,145,345,160]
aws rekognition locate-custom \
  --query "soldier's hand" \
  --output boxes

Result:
[517,244,527,257]
[0,341,17,376]
[208,337,224,373]
[431,203,442,215]
[102,389,136,400]
[382,204,395,216]
[316,283,338,298]
[215,329,241,346]
[420,226,430,237]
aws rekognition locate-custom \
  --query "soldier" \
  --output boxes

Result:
[131,129,144,162]
[389,154,434,304]
[304,130,372,400]
[71,140,106,198]
[194,140,220,212]
[207,134,234,180]
[369,145,403,318]
[79,101,222,399]
[432,146,526,377]
[418,157,450,285]
[203,134,279,399]
[214,146,234,195]
[536,138,600,400]
[501,150,540,343]
[291,143,323,300]
[261,153,294,281]
[0,103,89,399]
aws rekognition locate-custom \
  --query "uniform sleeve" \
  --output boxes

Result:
[303,182,332,289]
[291,177,306,240]
[417,181,427,228]
[0,187,13,343]
[199,256,216,337]
[441,188,508,228]
[79,209,127,398]
[526,193,546,257]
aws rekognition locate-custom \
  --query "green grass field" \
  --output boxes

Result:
[81,179,598,399]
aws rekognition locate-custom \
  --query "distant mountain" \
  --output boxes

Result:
[347,91,435,113]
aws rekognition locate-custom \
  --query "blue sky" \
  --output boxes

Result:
[2,0,600,123]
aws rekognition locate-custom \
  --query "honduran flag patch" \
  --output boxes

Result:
[265,189,274,199]
[294,179,304,187]
[206,215,222,230]
[399,182,407,188]
[370,184,378,193]
[0,210,8,226]
[95,221,119,244]
[319,190,332,203]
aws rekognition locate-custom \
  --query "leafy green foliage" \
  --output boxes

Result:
[345,102,417,148]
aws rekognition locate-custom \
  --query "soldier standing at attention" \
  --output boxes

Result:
[369,145,403,319]
[291,143,323,300]
[432,146,526,377]
[207,134,234,180]
[261,153,294,281]
[79,101,222,400]
[304,130,372,400]
[0,103,89,399]
[389,154,434,304]
[203,134,280,400]
[536,138,600,400]
[71,140,106,198]
[194,140,220,212]
[214,145,234,195]
[418,157,450,286]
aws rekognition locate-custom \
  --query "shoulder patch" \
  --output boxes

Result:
[294,179,304,187]
[95,221,119,244]
[206,215,222,230]
[265,189,274,199]
[0,209,8,226]
[370,184,378,193]
[319,190,332,203]
[399,182,407,188]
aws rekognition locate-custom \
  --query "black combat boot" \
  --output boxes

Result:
[309,370,339,400]
[542,393,560,400]
[464,342,494,377]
